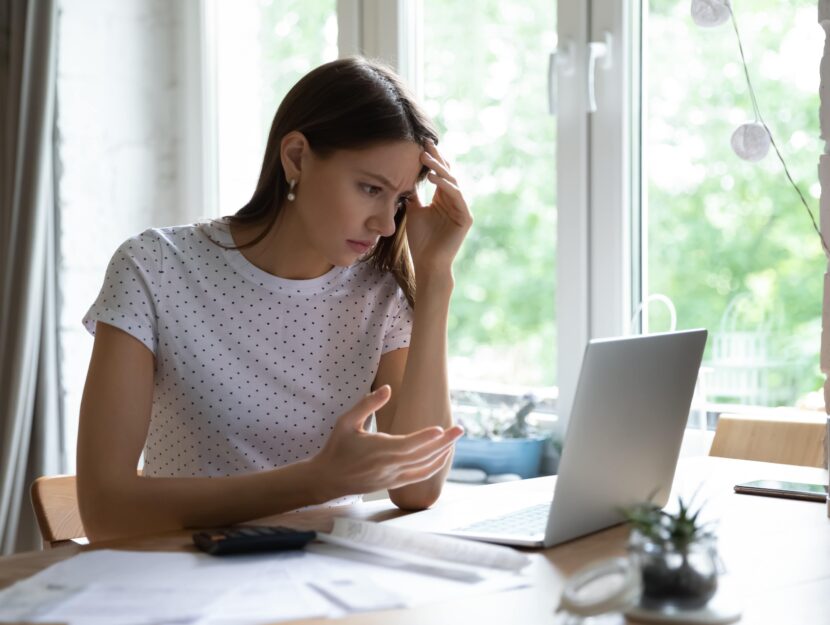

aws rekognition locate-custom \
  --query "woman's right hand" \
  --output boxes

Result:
[309,385,462,500]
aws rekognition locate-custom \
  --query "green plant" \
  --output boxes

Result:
[456,393,542,439]
[622,495,715,551]
[623,495,720,608]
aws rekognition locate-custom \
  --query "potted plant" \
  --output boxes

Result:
[451,393,550,479]
[623,496,720,610]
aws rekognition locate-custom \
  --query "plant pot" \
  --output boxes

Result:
[451,435,547,479]
[629,530,719,610]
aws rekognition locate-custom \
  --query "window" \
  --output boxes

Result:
[421,1,558,394]
[212,0,338,214]
[641,0,823,410]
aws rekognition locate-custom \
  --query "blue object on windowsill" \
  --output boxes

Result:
[452,435,547,479]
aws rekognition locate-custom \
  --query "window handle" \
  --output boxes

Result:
[547,40,575,116]
[587,32,613,113]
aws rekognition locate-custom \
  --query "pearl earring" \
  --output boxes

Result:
[287,179,297,201]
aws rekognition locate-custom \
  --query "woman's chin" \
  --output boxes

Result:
[336,249,370,265]
[332,254,360,267]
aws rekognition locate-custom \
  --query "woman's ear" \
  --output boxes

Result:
[280,131,307,180]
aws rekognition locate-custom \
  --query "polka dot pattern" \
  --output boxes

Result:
[82,220,413,506]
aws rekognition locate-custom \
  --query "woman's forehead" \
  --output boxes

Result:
[348,140,422,164]
[338,141,423,188]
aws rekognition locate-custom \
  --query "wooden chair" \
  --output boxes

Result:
[30,470,144,548]
[709,412,827,468]
[30,474,86,548]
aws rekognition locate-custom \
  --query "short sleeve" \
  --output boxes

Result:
[82,231,160,354]
[381,287,414,354]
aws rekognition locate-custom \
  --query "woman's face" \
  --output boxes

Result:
[293,140,424,267]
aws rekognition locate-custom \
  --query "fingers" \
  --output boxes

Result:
[378,426,462,476]
[339,385,391,431]
[377,423,462,457]
[421,151,457,185]
[392,447,455,489]
[395,432,459,470]
[425,173,472,228]
[424,137,450,169]
[417,140,473,229]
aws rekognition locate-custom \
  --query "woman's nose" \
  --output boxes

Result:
[368,205,397,238]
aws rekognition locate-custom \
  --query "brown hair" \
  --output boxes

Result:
[219,56,439,308]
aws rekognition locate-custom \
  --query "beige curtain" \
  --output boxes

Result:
[0,0,62,554]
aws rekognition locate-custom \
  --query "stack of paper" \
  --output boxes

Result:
[314,517,530,581]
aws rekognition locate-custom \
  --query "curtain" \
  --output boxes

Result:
[0,0,62,554]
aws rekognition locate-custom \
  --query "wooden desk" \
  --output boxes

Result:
[1,457,828,624]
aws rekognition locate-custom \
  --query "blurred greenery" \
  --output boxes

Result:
[423,0,557,388]
[257,0,337,137]
[646,0,823,405]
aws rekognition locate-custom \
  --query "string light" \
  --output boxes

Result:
[691,0,830,258]
[691,0,731,27]
[730,121,770,161]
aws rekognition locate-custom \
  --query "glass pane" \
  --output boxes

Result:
[423,1,557,392]
[215,0,337,214]
[644,1,822,408]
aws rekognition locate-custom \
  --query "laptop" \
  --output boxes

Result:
[383,329,708,548]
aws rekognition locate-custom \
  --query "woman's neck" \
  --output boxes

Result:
[229,210,334,280]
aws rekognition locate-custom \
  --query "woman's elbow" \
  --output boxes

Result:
[76,472,138,542]
[389,483,443,511]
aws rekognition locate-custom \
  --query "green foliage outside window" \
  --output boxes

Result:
[257,0,338,140]
[647,0,823,405]
[424,0,557,388]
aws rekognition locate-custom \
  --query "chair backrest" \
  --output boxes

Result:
[30,474,85,548]
[709,412,827,468]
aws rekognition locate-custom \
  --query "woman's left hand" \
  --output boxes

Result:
[405,139,473,276]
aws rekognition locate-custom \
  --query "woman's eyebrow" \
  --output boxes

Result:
[356,169,415,196]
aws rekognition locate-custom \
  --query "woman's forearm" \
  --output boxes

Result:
[79,458,327,542]
[386,270,455,508]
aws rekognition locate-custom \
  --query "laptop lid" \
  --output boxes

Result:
[545,329,708,545]
[382,329,707,548]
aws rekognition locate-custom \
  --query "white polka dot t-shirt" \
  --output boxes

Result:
[83,219,413,504]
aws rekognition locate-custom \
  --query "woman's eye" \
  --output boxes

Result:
[396,198,410,212]
[361,184,382,196]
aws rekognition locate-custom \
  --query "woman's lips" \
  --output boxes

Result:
[347,240,371,254]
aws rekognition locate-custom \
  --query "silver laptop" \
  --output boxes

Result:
[384,329,708,548]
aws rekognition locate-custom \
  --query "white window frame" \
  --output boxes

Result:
[179,0,218,220]
[555,0,592,431]
[589,0,636,345]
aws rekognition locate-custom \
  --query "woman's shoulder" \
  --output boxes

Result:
[115,221,216,252]
[106,221,217,272]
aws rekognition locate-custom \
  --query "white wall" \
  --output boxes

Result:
[57,0,192,471]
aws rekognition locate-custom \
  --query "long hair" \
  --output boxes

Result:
[220,56,439,308]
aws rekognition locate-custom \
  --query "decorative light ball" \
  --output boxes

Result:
[731,122,770,162]
[691,0,731,28]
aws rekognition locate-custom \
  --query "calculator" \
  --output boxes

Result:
[192,525,318,556]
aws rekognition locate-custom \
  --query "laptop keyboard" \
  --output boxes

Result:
[454,502,549,536]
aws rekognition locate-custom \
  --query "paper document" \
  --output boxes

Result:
[308,577,405,612]
[0,550,329,625]
[0,547,532,625]
[37,582,218,625]
[319,517,530,572]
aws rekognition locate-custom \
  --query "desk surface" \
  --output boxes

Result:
[2,457,828,625]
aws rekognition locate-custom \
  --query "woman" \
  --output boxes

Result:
[76,56,472,542]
